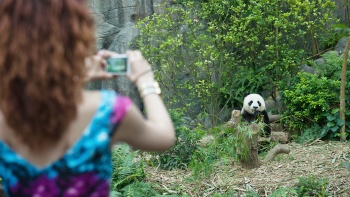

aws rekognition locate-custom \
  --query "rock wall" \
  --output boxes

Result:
[86,0,170,108]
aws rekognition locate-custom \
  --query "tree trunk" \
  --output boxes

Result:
[228,110,291,169]
[340,37,349,141]
[239,123,262,169]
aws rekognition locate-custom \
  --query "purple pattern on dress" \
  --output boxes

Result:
[10,175,60,196]
[10,172,109,197]
[110,96,132,124]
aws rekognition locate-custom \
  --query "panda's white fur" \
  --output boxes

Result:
[241,94,266,115]
[241,94,271,136]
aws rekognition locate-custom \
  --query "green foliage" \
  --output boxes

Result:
[111,182,159,197]
[137,2,234,126]
[189,144,219,179]
[137,0,337,126]
[269,187,297,197]
[320,23,350,54]
[325,109,346,136]
[240,176,329,196]
[151,110,205,170]
[201,0,336,100]
[296,124,328,144]
[314,51,350,80]
[111,145,147,191]
[285,48,350,141]
[189,123,268,179]
[111,145,177,196]
[244,190,260,197]
[282,72,340,130]
[294,175,330,196]
[212,191,237,197]
[295,109,346,143]
[189,126,238,179]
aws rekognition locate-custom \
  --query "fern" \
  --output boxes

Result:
[120,182,158,197]
[269,188,297,197]
[111,144,145,190]
[295,175,330,196]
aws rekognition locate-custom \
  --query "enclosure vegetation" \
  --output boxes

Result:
[109,0,350,196]
[137,0,338,127]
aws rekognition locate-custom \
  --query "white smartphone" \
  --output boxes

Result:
[105,54,130,75]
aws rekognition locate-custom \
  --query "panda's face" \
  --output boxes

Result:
[243,94,266,115]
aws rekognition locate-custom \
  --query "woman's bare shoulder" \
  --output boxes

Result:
[82,90,101,101]
[78,90,103,114]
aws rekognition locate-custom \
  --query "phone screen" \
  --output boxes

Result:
[106,55,130,75]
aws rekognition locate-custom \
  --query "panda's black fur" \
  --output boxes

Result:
[241,94,271,136]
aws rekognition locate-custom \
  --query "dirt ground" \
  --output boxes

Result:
[145,140,350,197]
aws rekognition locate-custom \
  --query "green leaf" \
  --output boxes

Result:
[333,23,347,30]
[327,122,335,127]
[331,108,340,114]
[330,126,339,132]
[337,119,344,126]
[327,115,336,121]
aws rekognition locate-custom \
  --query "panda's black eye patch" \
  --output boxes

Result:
[258,101,261,106]
[248,101,253,106]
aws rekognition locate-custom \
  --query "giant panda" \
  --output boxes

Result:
[241,93,271,136]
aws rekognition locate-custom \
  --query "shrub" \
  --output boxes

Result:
[294,175,330,196]
[282,72,350,139]
[269,188,297,197]
[110,145,151,194]
[189,123,267,178]
[111,182,159,197]
[314,51,350,80]
[151,110,205,170]
[111,145,182,196]
[295,124,328,144]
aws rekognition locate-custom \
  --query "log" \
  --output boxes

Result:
[263,144,290,162]
[268,114,281,123]
[271,131,290,144]
[231,110,242,122]
[238,123,262,169]
[270,123,284,132]
[225,110,241,128]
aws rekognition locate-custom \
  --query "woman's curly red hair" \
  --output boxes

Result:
[0,0,95,149]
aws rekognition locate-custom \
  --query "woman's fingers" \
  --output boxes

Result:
[125,50,153,82]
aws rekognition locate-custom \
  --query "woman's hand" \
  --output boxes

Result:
[85,50,155,86]
[125,50,154,87]
[84,51,115,82]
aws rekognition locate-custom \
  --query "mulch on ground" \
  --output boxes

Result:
[145,141,350,196]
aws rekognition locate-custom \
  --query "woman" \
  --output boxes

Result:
[0,0,175,196]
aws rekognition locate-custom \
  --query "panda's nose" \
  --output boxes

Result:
[253,106,258,109]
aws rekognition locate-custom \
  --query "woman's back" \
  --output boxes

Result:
[0,0,175,196]
[0,90,129,196]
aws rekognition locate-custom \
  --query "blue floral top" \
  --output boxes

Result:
[0,90,132,197]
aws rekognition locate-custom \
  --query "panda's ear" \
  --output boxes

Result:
[243,93,249,98]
